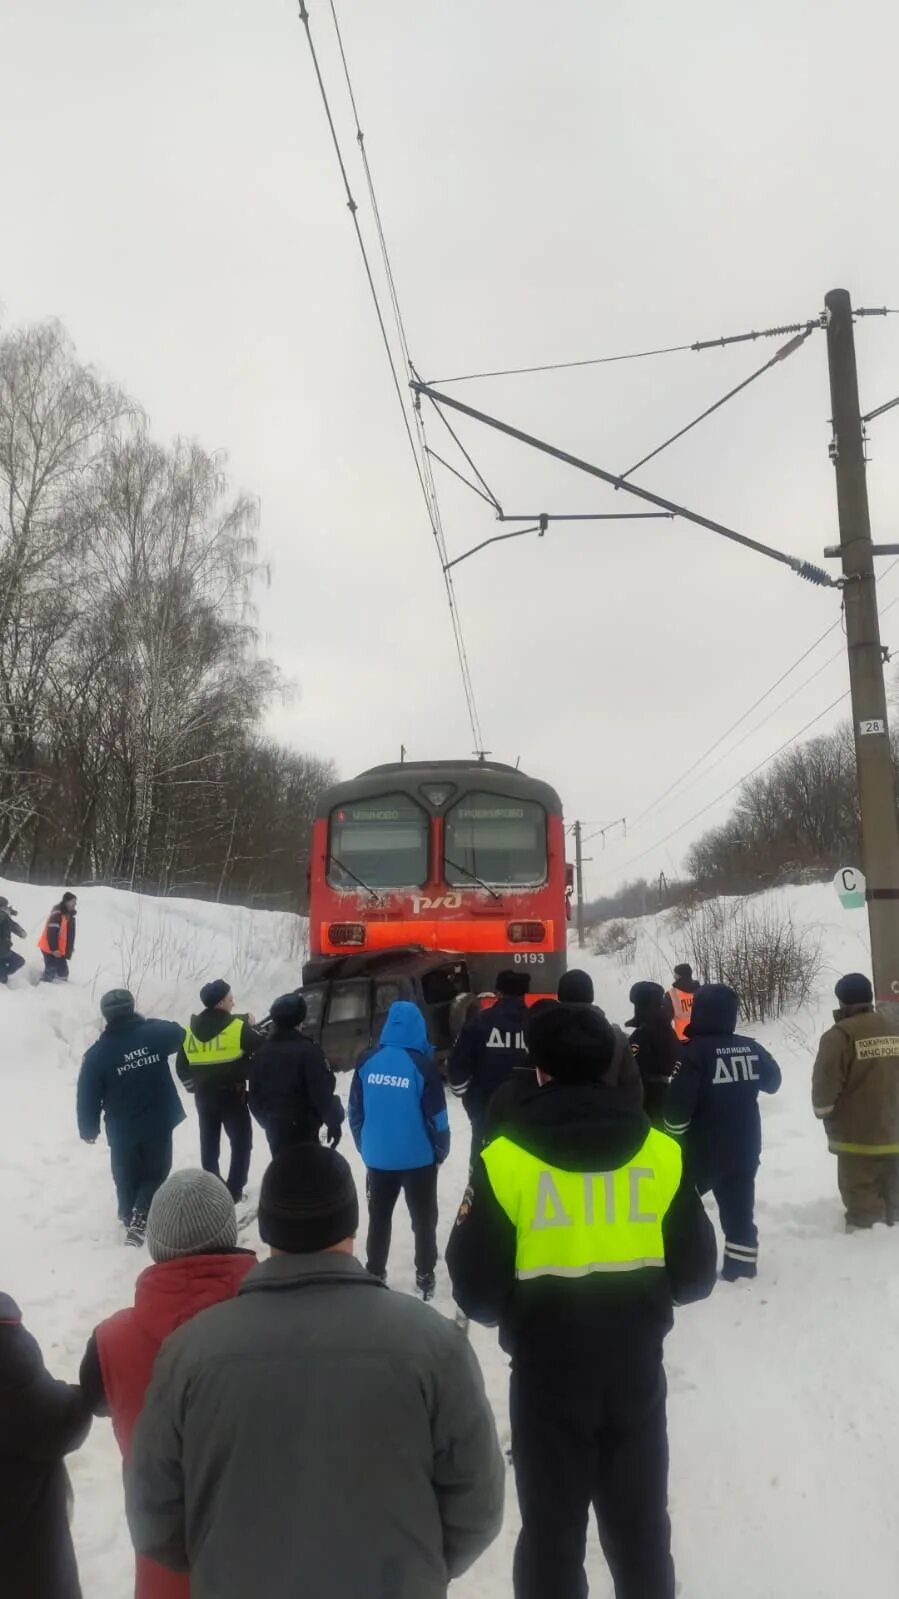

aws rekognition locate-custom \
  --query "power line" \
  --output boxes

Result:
[296,2,484,749]
[428,316,822,385]
[604,687,854,879]
[863,393,899,424]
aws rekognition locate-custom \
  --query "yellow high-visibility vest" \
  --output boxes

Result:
[182,1018,245,1073]
[482,1126,682,1280]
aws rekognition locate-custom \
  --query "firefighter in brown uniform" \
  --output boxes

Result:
[812,972,899,1229]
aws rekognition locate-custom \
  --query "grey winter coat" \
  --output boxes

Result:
[125,1252,504,1599]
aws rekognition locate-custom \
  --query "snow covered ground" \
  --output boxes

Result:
[2,877,898,1597]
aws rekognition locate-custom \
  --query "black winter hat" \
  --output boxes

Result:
[270,992,308,1028]
[835,972,874,1007]
[673,963,693,980]
[200,978,232,1010]
[558,968,594,1005]
[259,1145,359,1255]
[100,989,136,1024]
[526,1000,615,1085]
[496,969,531,997]
[626,980,666,1027]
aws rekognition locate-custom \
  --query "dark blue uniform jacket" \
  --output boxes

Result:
[664,985,781,1187]
[76,1016,186,1148]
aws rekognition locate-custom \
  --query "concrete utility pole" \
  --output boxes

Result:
[826,288,899,1010]
[573,820,586,949]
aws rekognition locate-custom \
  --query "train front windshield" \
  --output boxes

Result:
[328,793,429,889]
[444,791,548,886]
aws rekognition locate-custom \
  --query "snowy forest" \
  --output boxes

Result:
[0,317,333,906]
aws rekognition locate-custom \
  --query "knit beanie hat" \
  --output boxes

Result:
[495,969,531,998]
[100,989,136,1023]
[558,968,595,1005]
[674,963,693,981]
[270,992,307,1028]
[526,1000,615,1084]
[200,978,232,1010]
[259,1145,359,1255]
[146,1170,238,1263]
[835,972,873,1007]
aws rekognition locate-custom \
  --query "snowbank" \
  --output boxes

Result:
[2,877,897,1598]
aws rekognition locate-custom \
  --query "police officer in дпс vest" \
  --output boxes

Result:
[665,984,781,1280]
[448,969,530,1160]
[812,972,899,1229]
[447,1002,716,1599]
[176,980,261,1202]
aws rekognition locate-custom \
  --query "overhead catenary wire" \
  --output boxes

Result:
[297,1,484,749]
[429,316,822,385]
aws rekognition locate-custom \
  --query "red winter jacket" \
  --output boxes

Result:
[92,1251,255,1599]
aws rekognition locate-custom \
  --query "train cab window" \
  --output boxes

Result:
[444,792,548,886]
[328,792,429,889]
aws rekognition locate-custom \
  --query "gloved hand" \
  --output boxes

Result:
[327,1123,342,1149]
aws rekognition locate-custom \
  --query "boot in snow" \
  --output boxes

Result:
[125,1210,148,1247]
[416,1272,436,1302]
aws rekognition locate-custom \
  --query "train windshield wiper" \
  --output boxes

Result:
[328,854,383,904]
[444,856,503,903]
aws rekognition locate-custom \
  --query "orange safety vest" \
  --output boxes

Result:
[667,986,694,1042]
[39,909,72,959]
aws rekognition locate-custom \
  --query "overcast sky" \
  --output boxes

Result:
[3,0,898,899]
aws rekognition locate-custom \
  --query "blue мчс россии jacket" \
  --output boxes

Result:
[349,1002,450,1171]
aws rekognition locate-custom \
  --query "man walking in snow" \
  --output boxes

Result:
[664,983,781,1279]
[80,1171,255,1599]
[448,1000,716,1599]
[125,1145,504,1598]
[349,999,449,1298]
[626,981,678,1124]
[449,968,530,1161]
[176,980,261,1202]
[77,990,186,1245]
[812,972,899,1229]
[0,895,26,984]
[38,891,77,982]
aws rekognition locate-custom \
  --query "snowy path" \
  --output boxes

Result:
[2,879,898,1596]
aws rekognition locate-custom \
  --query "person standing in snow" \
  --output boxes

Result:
[77,990,186,1245]
[664,983,781,1280]
[79,1171,256,1599]
[558,967,644,1109]
[0,1292,92,1599]
[449,969,531,1161]
[248,992,344,1155]
[0,895,26,984]
[812,972,899,1229]
[661,962,699,1042]
[447,1001,716,1599]
[125,1145,504,1598]
[626,981,678,1124]
[38,891,77,982]
[176,980,261,1203]
[349,999,449,1299]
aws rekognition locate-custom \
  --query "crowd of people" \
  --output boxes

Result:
[4,945,899,1599]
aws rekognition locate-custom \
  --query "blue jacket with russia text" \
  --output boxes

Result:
[349,1002,450,1171]
[77,1016,186,1149]
[664,984,781,1186]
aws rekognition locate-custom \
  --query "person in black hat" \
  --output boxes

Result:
[558,968,644,1110]
[662,963,700,1043]
[76,991,186,1244]
[448,969,531,1162]
[626,981,678,1124]
[813,972,899,1228]
[0,894,26,984]
[126,1145,505,1599]
[176,981,262,1202]
[448,1000,716,1599]
[248,992,344,1156]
